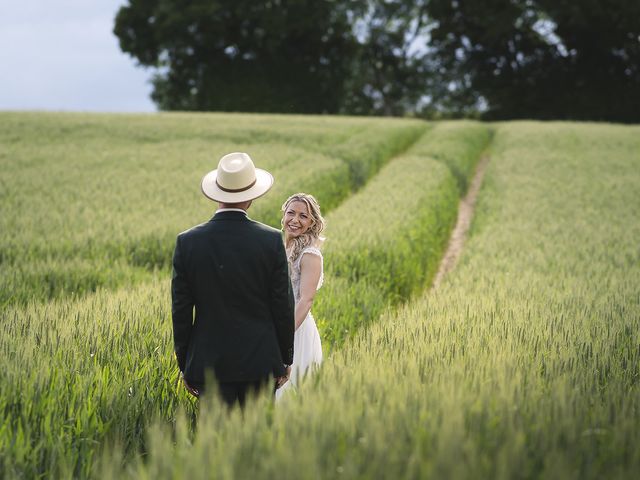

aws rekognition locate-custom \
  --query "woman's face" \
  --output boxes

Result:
[284,200,313,238]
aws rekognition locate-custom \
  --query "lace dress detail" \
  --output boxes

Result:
[276,246,324,401]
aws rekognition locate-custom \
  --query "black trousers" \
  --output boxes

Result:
[217,377,273,408]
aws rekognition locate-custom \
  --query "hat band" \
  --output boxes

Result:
[216,178,257,193]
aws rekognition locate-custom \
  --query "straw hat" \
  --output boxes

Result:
[201,152,274,203]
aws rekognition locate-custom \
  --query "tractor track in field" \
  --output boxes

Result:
[432,154,490,289]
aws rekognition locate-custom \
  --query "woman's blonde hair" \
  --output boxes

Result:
[281,193,325,263]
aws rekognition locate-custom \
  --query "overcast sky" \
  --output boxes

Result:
[0,1,156,113]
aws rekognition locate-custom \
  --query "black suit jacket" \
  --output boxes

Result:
[171,210,294,387]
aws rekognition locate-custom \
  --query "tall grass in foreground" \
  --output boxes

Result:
[103,121,640,479]
[0,112,425,306]
[0,282,180,478]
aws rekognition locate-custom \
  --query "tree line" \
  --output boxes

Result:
[114,0,640,122]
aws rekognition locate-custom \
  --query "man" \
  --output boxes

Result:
[171,152,294,407]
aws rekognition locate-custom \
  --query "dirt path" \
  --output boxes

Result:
[432,155,491,289]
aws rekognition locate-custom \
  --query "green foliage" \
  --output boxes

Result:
[113,1,640,121]
[0,112,425,306]
[114,0,359,113]
[103,121,640,479]
[340,0,436,116]
[429,0,640,122]
[112,0,440,116]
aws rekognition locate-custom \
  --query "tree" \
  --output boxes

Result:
[340,0,438,116]
[114,0,360,113]
[428,0,640,122]
[115,0,639,121]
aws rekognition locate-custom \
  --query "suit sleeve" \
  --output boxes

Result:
[270,235,295,365]
[171,235,194,372]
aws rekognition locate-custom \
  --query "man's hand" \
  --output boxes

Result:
[180,371,200,397]
[275,365,291,390]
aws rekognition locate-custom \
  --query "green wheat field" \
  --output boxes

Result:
[1,112,638,478]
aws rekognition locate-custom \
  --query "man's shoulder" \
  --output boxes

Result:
[247,219,282,237]
[177,218,281,244]
[177,222,209,240]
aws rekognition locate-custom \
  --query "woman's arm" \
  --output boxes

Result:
[294,253,322,330]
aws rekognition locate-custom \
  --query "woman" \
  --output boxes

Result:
[276,193,325,400]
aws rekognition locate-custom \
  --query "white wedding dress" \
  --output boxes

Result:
[276,246,323,400]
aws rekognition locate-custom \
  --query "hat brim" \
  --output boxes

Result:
[201,168,274,203]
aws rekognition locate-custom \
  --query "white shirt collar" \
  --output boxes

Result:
[215,208,247,214]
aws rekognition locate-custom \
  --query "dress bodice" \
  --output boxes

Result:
[290,246,323,303]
